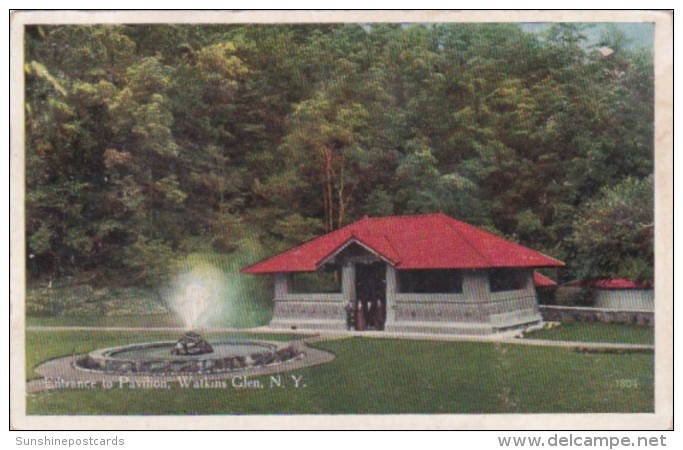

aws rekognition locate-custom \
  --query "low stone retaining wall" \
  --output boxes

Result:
[539,305,654,326]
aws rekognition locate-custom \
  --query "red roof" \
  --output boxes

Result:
[565,278,653,290]
[242,213,564,274]
[533,271,557,287]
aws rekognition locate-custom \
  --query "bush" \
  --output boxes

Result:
[536,287,558,305]
[26,282,167,316]
[554,287,595,307]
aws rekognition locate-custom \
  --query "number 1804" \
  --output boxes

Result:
[615,379,639,389]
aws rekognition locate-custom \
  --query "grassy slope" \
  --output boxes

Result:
[26,335,653,415]
[26,314,182,328]
[523,323,654,345]
[26,311,272,328]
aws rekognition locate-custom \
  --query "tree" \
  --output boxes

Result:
[395,138,487,223]
[25,26,136,278]
[280,90,368,231]
[570,175,654,281]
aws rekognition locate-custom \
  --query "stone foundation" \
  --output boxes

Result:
[269,268,545,335]
[385,320,494,336]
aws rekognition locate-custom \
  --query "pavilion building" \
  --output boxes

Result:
[242,213,564,335]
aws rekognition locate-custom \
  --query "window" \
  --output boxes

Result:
[489,269,528,292]
[398,270,463,294]
[291,271,341,293]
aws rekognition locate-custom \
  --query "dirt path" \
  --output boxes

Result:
[26,325,653,351]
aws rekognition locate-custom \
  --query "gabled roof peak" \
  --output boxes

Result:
[242,213,564,274]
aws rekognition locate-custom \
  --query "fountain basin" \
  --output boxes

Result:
[76,339,302,375]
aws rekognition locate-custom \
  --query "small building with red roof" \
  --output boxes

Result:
[533,272,558,288]
[532,271,558,305]
[564,278,653,311]
[242,213,564,335]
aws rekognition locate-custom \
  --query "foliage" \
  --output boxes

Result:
[26,283,166,316]
[24,24,654,292]
[570,175,654,281]
[554,287,596,307]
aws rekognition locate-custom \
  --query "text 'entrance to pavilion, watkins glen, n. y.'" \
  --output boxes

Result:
[354,262,386,331]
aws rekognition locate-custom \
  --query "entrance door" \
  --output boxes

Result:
[354,263,386,331]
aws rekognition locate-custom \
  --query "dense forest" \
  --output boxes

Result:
[24,23,654,302]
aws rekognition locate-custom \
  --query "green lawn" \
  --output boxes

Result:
[523,323,654,345]
[26,334,653,415]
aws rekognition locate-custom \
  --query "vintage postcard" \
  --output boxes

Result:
[9,10,672,430]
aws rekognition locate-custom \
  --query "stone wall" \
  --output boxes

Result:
[269,268,546,334]
[386,269,542,335]
[270,274,347,330]
[539,305,654,326]
[270,296,347,330]
[393,296,488,323]
[487,270,542,329]
[386,269,494,335]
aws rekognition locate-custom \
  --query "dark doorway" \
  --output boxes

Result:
[354,263,386,331]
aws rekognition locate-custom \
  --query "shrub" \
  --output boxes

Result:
[536,286,558,305]
[554,287,595,307]
[26,282,167,316]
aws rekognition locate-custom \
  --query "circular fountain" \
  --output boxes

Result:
[73,272,303,376]
[29,267,335,393]
[76,332,302,375]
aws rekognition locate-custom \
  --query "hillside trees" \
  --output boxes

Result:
[24,23,655,286]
